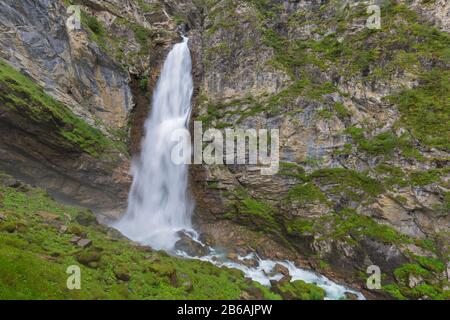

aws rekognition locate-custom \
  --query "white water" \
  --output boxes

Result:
[113,38,364,300]
[114,37,194,250]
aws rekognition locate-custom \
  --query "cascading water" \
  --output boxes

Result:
[114,37,194,251]
[113,38,364,300]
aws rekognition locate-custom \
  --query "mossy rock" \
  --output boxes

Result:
[75,210,98,227]
[114,264,131,282]
[271,280,325,300]
[76,250,102,268]
[67,225,86,236]
[0,222,18,233]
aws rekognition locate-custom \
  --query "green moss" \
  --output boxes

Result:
[278,162,308,181]
[130,23,152,54]
[0,183,277,300]
[274,280,325,300]
[310,168,384,201]
[383,284,407,300]
[394,263,431,280]
[285,183,328,206]
[391,262,450,300]
[80,11,109,52]
[374,164,408,188]
[238,198,278,228]
[0,60,125,157]
[248,0,449,152]
[414,256,446,273]
[410,169,441,186]
[389,70,450,151]
[443,192,450,212]
[346,127,410,158]
[333,102,352,119]
[330,209,411,245]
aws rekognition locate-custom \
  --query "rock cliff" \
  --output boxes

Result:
[0,0,448,299]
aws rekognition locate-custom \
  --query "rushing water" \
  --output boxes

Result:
[113,38,364,300]
[114,37,195,251]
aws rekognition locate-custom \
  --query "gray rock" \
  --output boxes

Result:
[77,239,92,248]
[344,292,359,300]
[174,231,209,257]
[70,236,81,244]
[273,264,290,277]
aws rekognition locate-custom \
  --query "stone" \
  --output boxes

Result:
[344,292,359,300]
[60,225,68,233]
[76,251,101,267]
[408,275,423,288]
[278,275,292,284]
[242,258,259,268]
[226,252,239,262]
[70,236,81,244]
[115,270,131,282]
[36,211,60,221]
[240,291,251,300]
[181,281,194,293]
[75,210,98,227]
[67,225,85,236]
[273,263,290,276]
[174,231,209,257]
[199,233,215,246]
[0,213,7,221]
[77,239,92,248]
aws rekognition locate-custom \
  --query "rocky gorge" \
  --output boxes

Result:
[0,0,449,300]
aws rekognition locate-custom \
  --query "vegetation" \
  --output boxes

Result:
[0,60,125,157]
[0,180,278,300]
[226,189,280,233]
[309,168,384,201]
[272,280,325,300]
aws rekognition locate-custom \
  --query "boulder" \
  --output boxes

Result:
[114,267,131,282]
[174,231,209,257]
[36,211,60,221]
[344,292,359,300]
[181,280,194,292]
[226,252,240,262]
[75,210,98,227]
[242,258,259,268]
[76,250,101,267]
[273,263,290,276]
[271,280,325,300]
[77,239,92,248]
[199,233,216,246]
[70,236,81,244]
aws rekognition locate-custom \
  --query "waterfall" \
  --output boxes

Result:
[114,37,194,251]
[113,38,364,300]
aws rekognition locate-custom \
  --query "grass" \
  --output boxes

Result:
[0,60,126,157]
[0,182,279,300]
